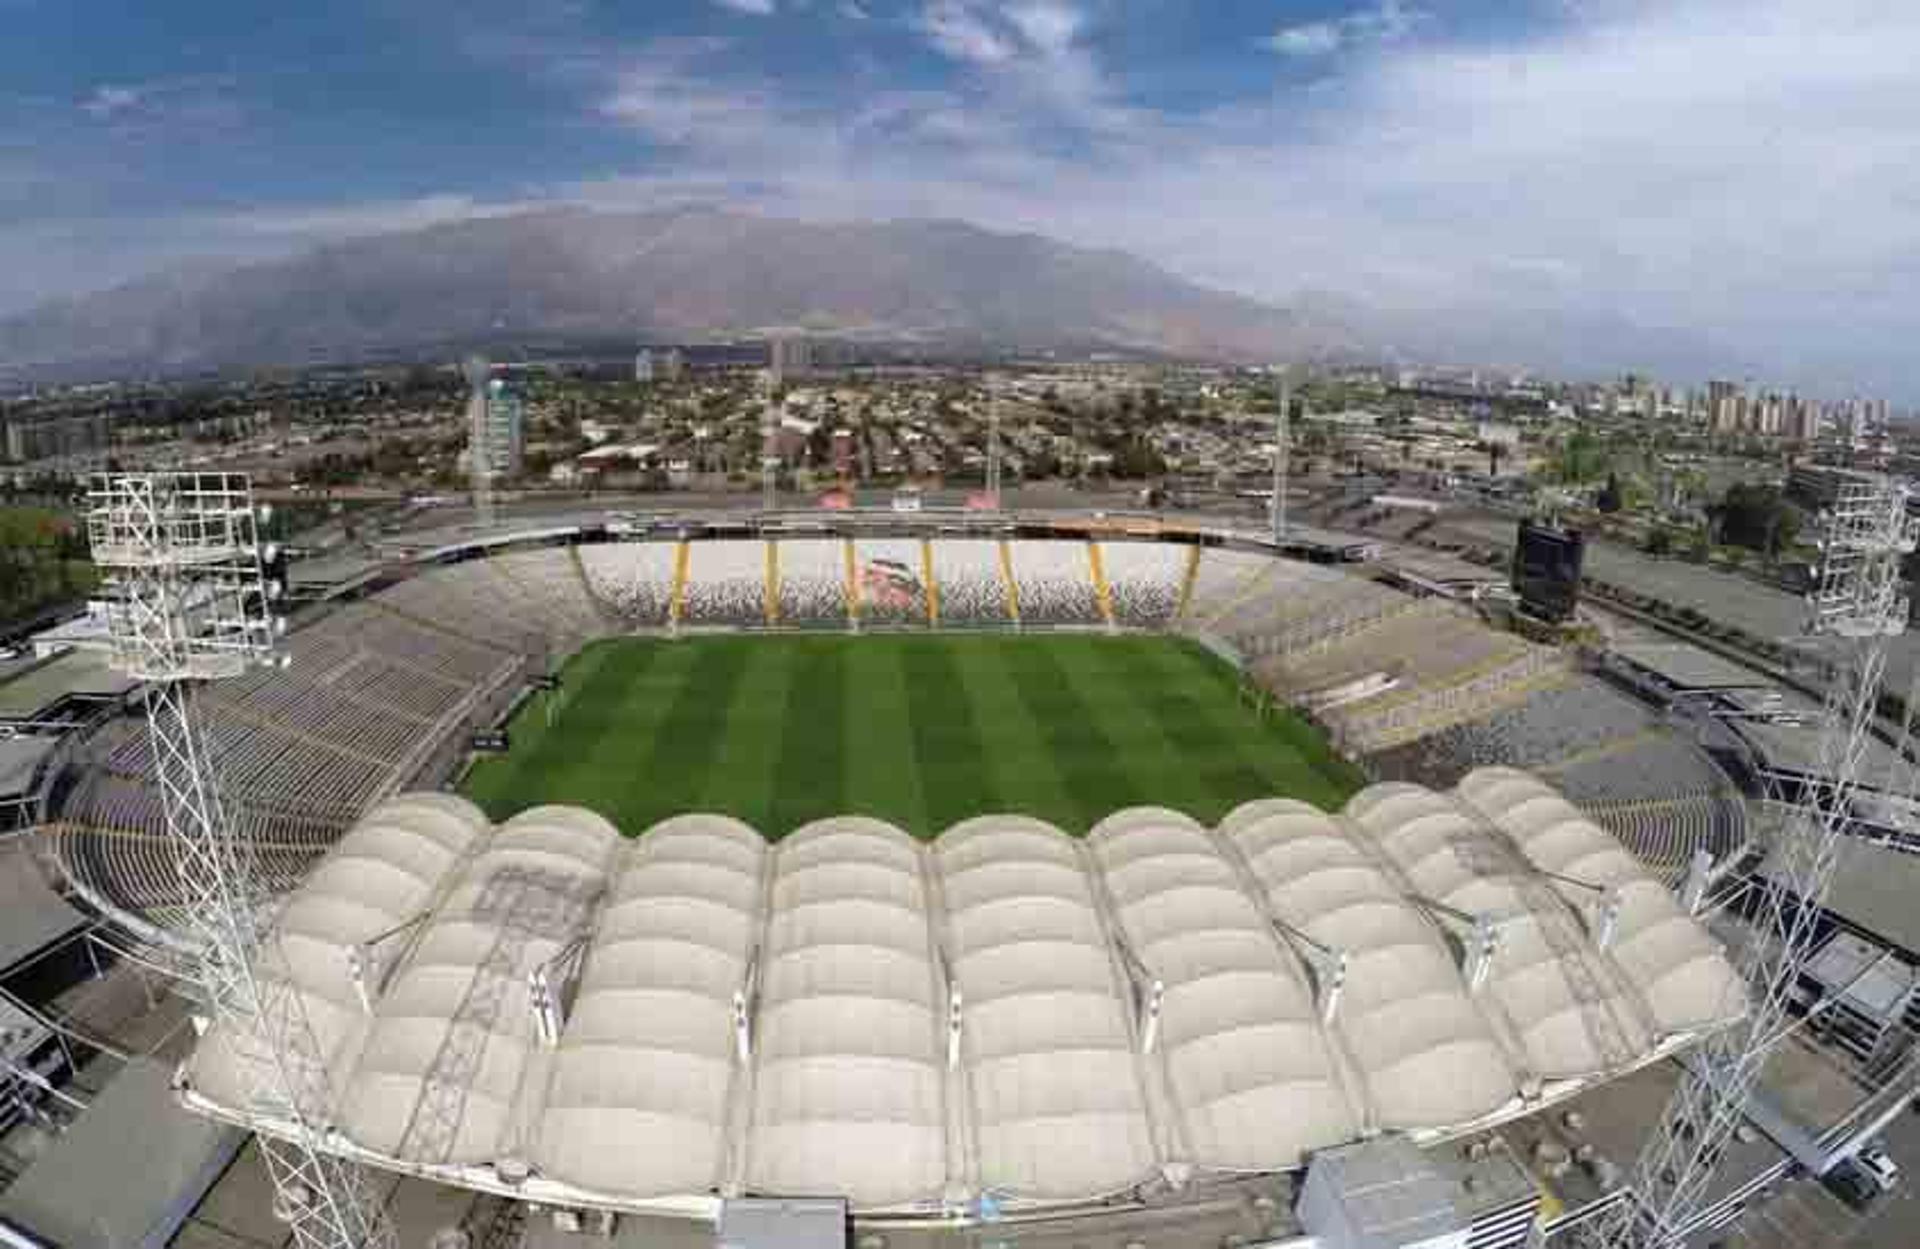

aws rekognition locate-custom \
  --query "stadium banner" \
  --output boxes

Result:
[470,729,511,753]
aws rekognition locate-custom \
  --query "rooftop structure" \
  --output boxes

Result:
[179,772,1742,1222]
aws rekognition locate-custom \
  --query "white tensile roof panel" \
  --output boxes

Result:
[936,816,1157,1201]
[187,764,1746,1215]
[335,806,622,1166]
[534,814,767,1199]
[1455,768,1746,1037]
[1087,808,1359,1171]
[1348,783,1656,1082]
[185,792,489,1116]
[744,817,948,1209]
[1218,799,1519,1131]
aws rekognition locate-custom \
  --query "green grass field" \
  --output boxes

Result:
[460,634,1365,838]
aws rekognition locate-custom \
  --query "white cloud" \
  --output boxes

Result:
[1267,1,1422,57]
[713,0,777,14]
[80,84,143,119]
[16,0,1920,396]
[919,1,1020,65]
[1268,23,1341,57]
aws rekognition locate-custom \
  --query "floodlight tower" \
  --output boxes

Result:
[985,375,1003,509]
[761,373,779,513]
[464,355,495,531]
[87,473,394,1249]
[1271,368,1291,545]
[1601,473,1916,1248]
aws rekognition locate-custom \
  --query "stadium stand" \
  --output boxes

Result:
[179,772,1739,1217]
[1098,541,1186,628]
[682,539,769,627]
[578,541,677,627]
[1365,675,1748,878]
[930,539,1012,626]
[1001,539,1100,626]
[36,531,1737,946]
[774,538,851,626]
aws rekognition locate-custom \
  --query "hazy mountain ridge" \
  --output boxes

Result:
[0,208,1363,376]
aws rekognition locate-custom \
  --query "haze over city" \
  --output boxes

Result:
[7,0,1920,395]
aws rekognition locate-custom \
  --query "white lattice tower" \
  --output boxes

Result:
[87,473,395,1249]
[1600,474,1916,1248]
[762,372,779,513]
[1272,369,1291,544]
[985,375,1003,509]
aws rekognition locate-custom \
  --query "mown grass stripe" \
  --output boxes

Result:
[839,641,930,835]
[1001,641,1137,830]
[624,638,753,824]
[693,638,795,830]
[901,637,999,834]
[460,634,1364,836]
[946,637,1077,830]
[768,639,848,836]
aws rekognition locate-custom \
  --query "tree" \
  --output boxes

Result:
[1596,472,1624,514]
[1708,482,1800,557]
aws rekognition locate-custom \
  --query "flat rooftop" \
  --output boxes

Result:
[1613,641,1777,691]
[0,649,138,721]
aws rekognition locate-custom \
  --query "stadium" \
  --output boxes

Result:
[8,507,1772,1247]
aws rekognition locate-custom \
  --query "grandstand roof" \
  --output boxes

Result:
[183,770,1743,1217]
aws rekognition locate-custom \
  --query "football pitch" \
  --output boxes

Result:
[460,634,1366,838]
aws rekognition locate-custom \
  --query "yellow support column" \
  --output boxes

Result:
[844,537,862,631]
[1174,544,1203,624]
[670,539,690,632]
[764,539,781,626]
[997,537,1021,624]
[921,538,940,627]
[1088,541,1116,630]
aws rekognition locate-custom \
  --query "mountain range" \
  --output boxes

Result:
[0,206,1747,383]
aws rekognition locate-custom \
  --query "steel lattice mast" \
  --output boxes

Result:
[1601,473,1916,1247]
[1271,368,1291,544]
[985,374,1003,509]
[87,473,395,1249]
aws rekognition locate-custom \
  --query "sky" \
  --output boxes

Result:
[4,0,1918,395]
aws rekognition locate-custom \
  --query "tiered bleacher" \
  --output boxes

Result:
[1098,541,1186,628]
[1182,553,1565,753]
[41,531,1743,940]
[1370,676,1746,879]
[578,541,677,626]
[1006,539,1103,625]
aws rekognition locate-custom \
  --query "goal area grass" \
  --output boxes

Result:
[461,633,1366,838]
